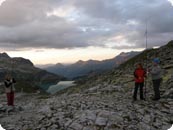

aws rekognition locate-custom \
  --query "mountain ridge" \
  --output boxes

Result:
[44,51,140,79]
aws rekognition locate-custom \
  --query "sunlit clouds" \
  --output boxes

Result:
[6,47,143,65]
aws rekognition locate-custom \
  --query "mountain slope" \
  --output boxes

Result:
[45,51,140,79]
[0,53,65,93]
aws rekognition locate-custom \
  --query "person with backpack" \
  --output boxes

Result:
[4,74,16,106]
[133,63,146,101]
[149,58,162,100]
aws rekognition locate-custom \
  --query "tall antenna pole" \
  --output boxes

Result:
[144,20,148,100]
[146,21,148,52]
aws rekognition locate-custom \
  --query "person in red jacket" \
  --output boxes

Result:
[133,63,146,101]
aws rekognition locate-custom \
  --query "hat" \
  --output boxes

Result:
[153,58,160,64]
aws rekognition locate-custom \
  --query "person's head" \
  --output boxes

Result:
[153,58,160,65]
[136,63,143,69]
[5,74,11,80]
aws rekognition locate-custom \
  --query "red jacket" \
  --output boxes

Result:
[134,68,146,83]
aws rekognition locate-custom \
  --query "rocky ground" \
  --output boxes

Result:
[0,80,172,130]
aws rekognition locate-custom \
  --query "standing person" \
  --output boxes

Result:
[133,63,146,101]
[150,58,162,101]
[4,74,16,106]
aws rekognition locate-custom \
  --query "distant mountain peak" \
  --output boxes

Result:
[88,59,98,62]
[75,59,100,65]
[119,52,125,54]
[56,63,63,66]
[76,60,85,64]
[55,63,64,68]
[12,57,34,66]
[0,52,10,59]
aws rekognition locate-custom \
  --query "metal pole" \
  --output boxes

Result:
[144,21,148,100]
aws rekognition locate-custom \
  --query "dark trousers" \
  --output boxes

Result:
[133,82,144,100]
[6,92,14,106]
[152,79,162,99]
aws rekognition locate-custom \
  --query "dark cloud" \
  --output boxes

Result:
[0,0,173,50]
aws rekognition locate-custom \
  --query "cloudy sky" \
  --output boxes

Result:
[0,0,173,65]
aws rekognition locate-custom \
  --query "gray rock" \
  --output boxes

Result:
[83,126,95,130]
[138,122,151,130]
[50,124,59,130]
[69,122,83,130]
[40,128,46,130]
[162,88,173,98]
[95,117,107,126]
[143,114,151,124]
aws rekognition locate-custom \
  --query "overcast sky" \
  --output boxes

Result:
[0,0,173,64]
